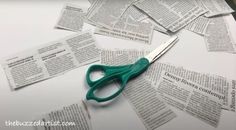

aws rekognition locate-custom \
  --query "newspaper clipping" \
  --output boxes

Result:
[185,16,210,36]
[155,71,223,127]
[95,4,154,44]
[1,31,100,90]
[195,0,234,17]
[123,76,176,130]
[87,0,135,29]
[145,62,236,112]
[55,4,87,32]
[204,16,236,53]
[34,101,92,130]
[134,0,207,32]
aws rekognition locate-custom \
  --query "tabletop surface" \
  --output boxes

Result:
[0,0,236,130]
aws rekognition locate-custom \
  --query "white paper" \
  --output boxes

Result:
[34,101,92,130]
[156,71,222,127]
[134,0,207,32]
[195,0,234,17]
[86,0,135,29]
[204,16,236,53]
[55,4,87,32]
[1,31,100,90]
[185,16,210,36]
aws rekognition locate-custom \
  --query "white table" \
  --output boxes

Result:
[0,1,235,130]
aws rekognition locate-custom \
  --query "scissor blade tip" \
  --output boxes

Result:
[169,36,179,45]
[146,36,178,63]
[171,35,178,41]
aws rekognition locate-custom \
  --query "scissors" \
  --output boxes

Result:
[86,36,178,102]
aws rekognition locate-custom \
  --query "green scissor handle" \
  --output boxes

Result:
[86,58,150,102]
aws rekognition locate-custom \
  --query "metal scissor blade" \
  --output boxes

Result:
[145,36,178,63]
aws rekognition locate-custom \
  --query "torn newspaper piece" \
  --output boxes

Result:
[195,0,234,17]
[34,101,92,130]
[204,16,236,53]
[185,16,210,36]
[94,5,154,44]
[55,4,87,32]
[123,76,176,130]
[100,49,236,112]
[86,0,135,29]
[1,31,100,90]
[156,71,222,127]
[134,0,207,32]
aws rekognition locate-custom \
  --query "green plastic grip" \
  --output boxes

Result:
[86,58,150,102]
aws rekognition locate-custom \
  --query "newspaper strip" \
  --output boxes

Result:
[204,16,236,53]
[100,49,236,112]
[134,0,207,32]
[94,20,153,44]
[156,71,222,127]
[123,76,176,130]
[185,16,210,36]
[55,4,87,32]
[94,5,154,44]
[34,101,92,130]
[86,0,135,29]
[1,31,100,90]
[195,0,234,17]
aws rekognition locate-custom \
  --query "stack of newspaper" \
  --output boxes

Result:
[56,0,235,53]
